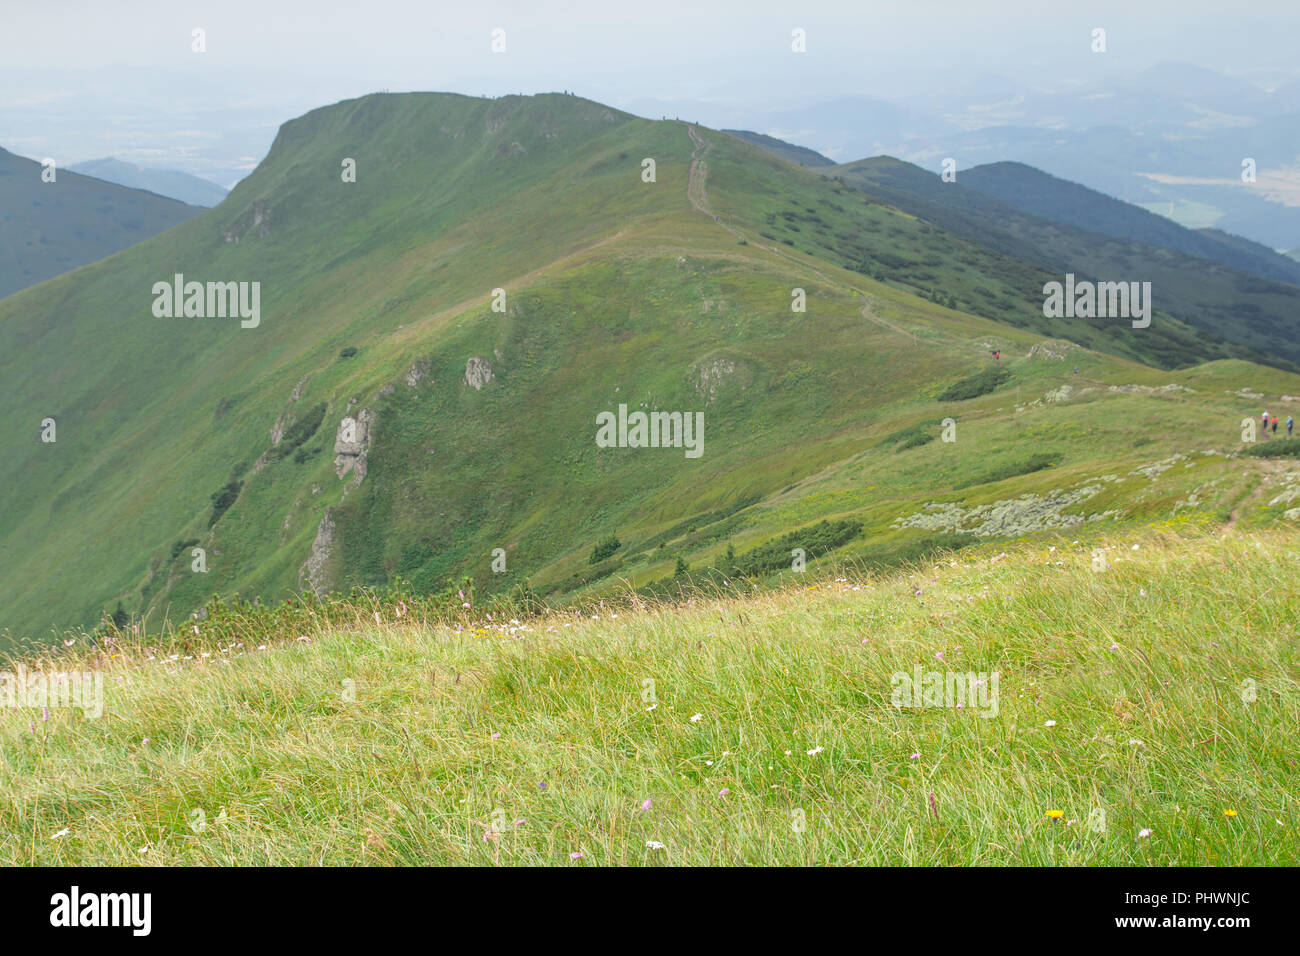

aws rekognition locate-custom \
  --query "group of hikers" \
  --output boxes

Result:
[1262,410,1294,438]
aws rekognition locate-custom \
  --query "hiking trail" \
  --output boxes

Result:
[1223,457,1291,534]
[684,123,923,345]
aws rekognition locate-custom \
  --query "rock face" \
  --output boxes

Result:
[270,410,291,445]
[1109,383,1193,395]
[300,511,335,596]
[464,356,494,390]
[405,359,430,388]
[334,408,373,481]
[894,484,1123,537]
[692,353,755,404]
[223,199,271,243]
[271,378,309,444]
[1027,340,1079,361]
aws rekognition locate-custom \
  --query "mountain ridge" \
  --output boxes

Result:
[0,146,204,299]
[3,91,1298,642]
[68,156,230,208]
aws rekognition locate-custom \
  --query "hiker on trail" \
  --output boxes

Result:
[1288,416,1294,437]
[1272,416,1279,435]
[1263,411,1270,434]
[993,350,1000,361]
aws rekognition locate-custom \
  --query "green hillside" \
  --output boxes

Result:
[3,527,1296,865]
[829,156,1300,368]
[961,161,1300,287]
[2,92,1300,644]
[0,146,203,299]
[723,130,835,168]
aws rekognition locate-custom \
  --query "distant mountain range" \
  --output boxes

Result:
[728,135,1300,366]
[959,162,1300,286]
[644,63,1300,250]
[0,146,203,300]
[724,130,835,168]
[69,157,229,208]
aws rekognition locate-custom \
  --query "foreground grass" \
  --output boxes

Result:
[1,527,1297,865]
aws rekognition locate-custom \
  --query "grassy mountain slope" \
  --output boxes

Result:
[723,130,835,167]
[961,161,1300,287]
[3,92,1300,644]
[829,156,1300,368]
[0,147,203,299]
[68,157,230,208]
[3,526,1296,865]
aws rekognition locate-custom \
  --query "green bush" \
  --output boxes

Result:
[724,519,863,578]
[1242,440,1300,458]
[589,534,620,564]
[937,366,1011,402]
[953,451,1062,489]
[271,402,328,461]
[208,479,243,527]
[170,538,200,562]
[877,420,938,452]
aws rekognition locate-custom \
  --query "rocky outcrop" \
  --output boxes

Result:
[692,354,752,404]
[1109,383,1193,395]
[1026,340,1079,361]
[300,511,335,596]
[894,485,1124,537]
[333,409,373,481]
[405,358,430,388]
[464,356,494,390]
[223,199,271,243]
[695,357,735,401]
[1044,384,1081,403]
[270,410,292,445]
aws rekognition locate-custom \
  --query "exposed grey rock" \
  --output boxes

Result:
[301,511,335,596]
[464,356,494,390]
[334,408,373,481]
[894,485,1124,537]
[223,199,271,243]
[693,356,737,403]
[405,359,430,388]
[270,410,292,445]
[1026,340,1079,361]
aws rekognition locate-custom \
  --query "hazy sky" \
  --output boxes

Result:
[3,1,1298,184]
[5,0,1298,99]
